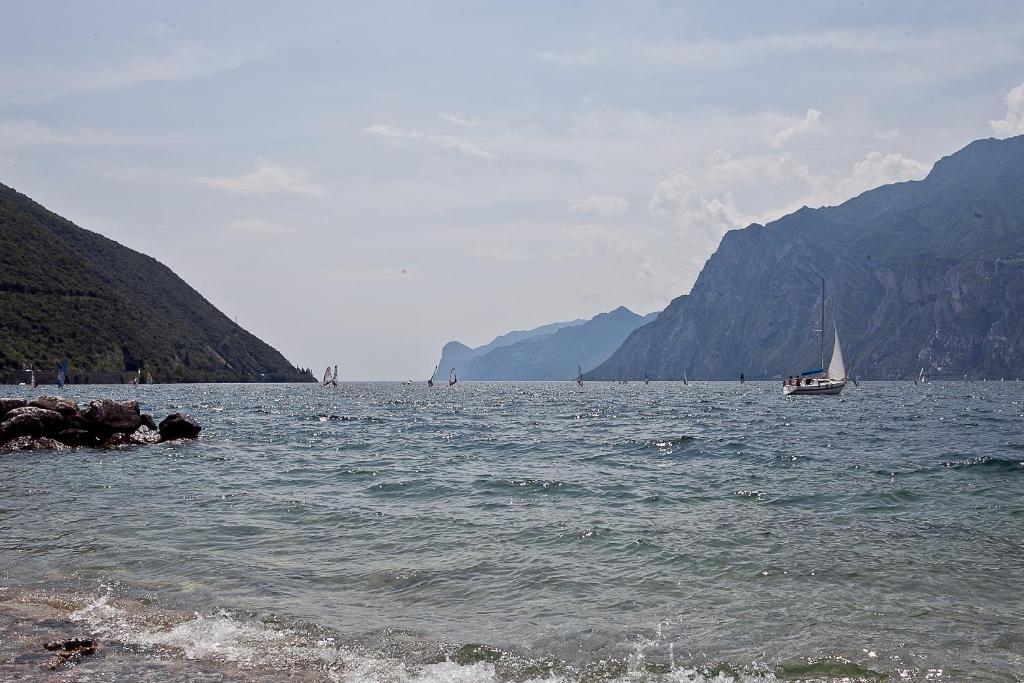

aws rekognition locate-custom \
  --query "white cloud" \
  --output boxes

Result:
[706,150,817,187]
[649,170,752,241]
[569,194,629,217]
[364,124,496,160]
[226,217,297,237]
[0,42,248,105]
[536,27,1020,76]
[845,151,931,192]
[989,81,1024,137]
[440,113,479,127]
[770,108,822,148]
[196,163,325,196]
[874,128,900,141]
[0,120,169,147]
[568,223,646,256]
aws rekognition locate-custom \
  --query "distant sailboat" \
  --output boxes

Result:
[131,368,141,386]
[783,279,847,396]
[26,366,36,388]
[428,364,438,387]
[682,371,688,386]
[576,365,584,387]
[644,373,650,385]
[740,373,745,384]
[449,368,457,386]
[919,367,929,384]
[322,365,338,388]
[56,358,68,389]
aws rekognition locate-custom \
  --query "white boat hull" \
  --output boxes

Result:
[783,378,846,396]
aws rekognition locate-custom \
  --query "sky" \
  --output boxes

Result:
[2,2,1024,379]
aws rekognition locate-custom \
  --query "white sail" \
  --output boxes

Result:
[827,319,846,379]
[322,366,332,385]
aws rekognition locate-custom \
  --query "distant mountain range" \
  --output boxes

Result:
[589,134,1024,380]
[436,307,657,380]
[0,183,313,383]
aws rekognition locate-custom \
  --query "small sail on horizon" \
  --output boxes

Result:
[682,371,688,386]
[333,365,339,387]
[449,368,457,386]
[56,358,68,389]
[576,365,584,387]
[428,364,437,387]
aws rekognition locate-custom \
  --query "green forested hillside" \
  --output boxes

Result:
[0,183,313,383]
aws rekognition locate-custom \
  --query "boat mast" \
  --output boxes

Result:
[819,277,825,373]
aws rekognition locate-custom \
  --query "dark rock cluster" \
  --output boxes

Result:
[0,396,201,453]
[44,638,97,670]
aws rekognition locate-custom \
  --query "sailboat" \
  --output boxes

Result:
[783,279,847,396]
[644,373,650,385]
[682,371,688,386]
[428,364,438,387]
[322,365,338,388]
[449,368,457,386]
[918,367,929,384]
[131,368,141,386]
[26,366,37,388]
[576,365,584,387]
[56,358,68,389]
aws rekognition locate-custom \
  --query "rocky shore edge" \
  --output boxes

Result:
[0,396,201,453]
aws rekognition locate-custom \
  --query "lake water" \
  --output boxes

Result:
[1,381,1022,681]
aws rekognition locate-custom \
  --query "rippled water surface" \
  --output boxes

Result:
[2,381,1023,681]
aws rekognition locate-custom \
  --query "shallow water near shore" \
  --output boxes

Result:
[1,381,1023,681]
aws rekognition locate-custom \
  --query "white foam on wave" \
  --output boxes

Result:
[64,590,782,682]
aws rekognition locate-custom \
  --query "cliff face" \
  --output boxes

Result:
[435,309,655,380]
[466,307,655,380]
[435,318,584,379]
[589,135,1024,380]
[0,183,313,383]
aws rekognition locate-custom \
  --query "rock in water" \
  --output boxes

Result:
[56,429,95,447]
[44,637,97,670]
[0,398,28,420]
[0,407,65,441]
[29,395,80,417]
[140,413,157,431]
[158,413,202,441]
[83,399,142,435]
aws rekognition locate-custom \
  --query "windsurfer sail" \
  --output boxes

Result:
[576,365,584,387]
[428,364,437,387]
[449,368,457,386]
[56,358,68,389]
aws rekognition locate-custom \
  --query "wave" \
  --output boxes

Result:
[2,587,895,682]
[942,456,1024,472]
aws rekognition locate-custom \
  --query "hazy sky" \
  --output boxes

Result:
[3,2,1024,379]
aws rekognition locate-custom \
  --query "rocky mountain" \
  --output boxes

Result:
[438,308,656,380]
[0,183,314,383]
[434,317,584,380]
[589,135,1024,381]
